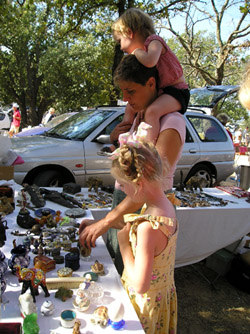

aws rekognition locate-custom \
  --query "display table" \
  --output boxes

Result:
[0,186,144,333]
[175,188,250,267]
[84,188,250,268]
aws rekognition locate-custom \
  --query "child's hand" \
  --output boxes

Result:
[110,121,132,143]
[117,223,131,248]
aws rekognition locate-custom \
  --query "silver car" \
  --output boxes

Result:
[11,88,235,188]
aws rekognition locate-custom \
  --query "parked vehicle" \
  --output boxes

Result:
[11,86,236,188]
[0,111,11,130]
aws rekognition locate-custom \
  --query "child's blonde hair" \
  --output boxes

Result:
[239,61,250,110]
[112,8,155,40]
[111,140,163,184]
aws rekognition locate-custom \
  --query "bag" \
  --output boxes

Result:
[226,255,250,293]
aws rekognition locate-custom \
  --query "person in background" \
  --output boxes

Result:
[111,123,177,334]
[216,113,233,141]
[244,126,249,147]
[9,103,21,135]
[79,55,186,275]
[111,8,189,144]
[42,107,56,125]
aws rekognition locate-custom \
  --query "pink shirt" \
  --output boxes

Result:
[144,35,188,90]
[115,112,186,191]
[160,112,186,190]
[12,110,21,127]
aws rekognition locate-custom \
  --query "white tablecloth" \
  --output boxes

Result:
[175,188,250,267]
[88,188,250,267]
[0,186,144,333]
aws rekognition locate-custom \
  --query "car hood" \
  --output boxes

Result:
[11,135,82,158]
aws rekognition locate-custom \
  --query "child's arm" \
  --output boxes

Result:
[133,40,162,68]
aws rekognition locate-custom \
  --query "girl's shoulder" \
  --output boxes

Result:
[145,34,168,48]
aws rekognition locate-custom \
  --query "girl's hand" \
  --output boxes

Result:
[117,223,131,248]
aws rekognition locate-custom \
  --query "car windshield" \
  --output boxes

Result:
[46,113,76,127]
[44,109,116,140]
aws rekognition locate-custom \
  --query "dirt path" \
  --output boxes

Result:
[175,261,250,334]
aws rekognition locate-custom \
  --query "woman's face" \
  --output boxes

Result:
[118,78,157,111]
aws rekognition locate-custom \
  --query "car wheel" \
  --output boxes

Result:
[186,164,213,187]
[33,170,64,187]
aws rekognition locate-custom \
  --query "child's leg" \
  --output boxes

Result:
[144,94,181,143]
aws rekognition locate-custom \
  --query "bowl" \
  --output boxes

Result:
[60,309,76,328]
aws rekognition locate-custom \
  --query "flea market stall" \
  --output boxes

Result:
[1,182,250,333]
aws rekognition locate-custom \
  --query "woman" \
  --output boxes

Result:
[79,55,186,274]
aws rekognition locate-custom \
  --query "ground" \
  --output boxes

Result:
[175,261,250,334]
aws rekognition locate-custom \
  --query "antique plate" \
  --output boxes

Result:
[35,208,56,217]
[64,208,86,218]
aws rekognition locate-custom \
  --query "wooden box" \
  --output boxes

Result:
[34,255,56,273]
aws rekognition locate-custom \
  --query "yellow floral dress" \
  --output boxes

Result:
[121,208,178,334]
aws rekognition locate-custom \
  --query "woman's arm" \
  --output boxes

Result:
[79,195,143,248]
[133,40,162,68]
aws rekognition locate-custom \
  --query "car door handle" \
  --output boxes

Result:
[189,149,197,154]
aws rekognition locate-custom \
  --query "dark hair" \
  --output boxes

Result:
[114,54,159,88]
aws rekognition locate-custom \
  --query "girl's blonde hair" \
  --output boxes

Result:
[112,8,155,40]
[239,61,250,110]
[111,140,163,184]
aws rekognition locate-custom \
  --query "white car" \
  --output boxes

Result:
[11,87,236,188]
[0,111,11,130]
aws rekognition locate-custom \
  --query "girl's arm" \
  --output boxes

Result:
[133,40,162,68]
[118,222,157,294]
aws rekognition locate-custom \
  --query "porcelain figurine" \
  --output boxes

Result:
[8,240,30,274]
[72,319,81,334]
[73,288,90,312]
[0,275,6,297]
[0,250,8,276]
[15,265,50,302]
[40,300,55,316]
[91,260,105,275]
[18,291,37,317]
[0,214,8,247]
[90,306,109,327]
[22,312,40,334]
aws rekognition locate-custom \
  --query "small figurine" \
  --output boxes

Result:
[18,292,37,317]
[40,300,55,316]
[73,289,90,312]
[86,177,103,193]
[55,287,73,302]
[185,176,207,192]
[15,265,50,302]
[22,312,40,334]
[91,260,105,275]
[90,306,109,327]
[8,241,30,274]
[0,196,14,215]
[0,214,8,247]
[72,319,81,334]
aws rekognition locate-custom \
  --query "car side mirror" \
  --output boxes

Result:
[96,134,111,144]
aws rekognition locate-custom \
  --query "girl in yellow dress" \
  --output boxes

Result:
[111,122,178,334]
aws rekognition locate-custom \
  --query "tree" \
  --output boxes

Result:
[0,0,188,126]
[160,0,250,87]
